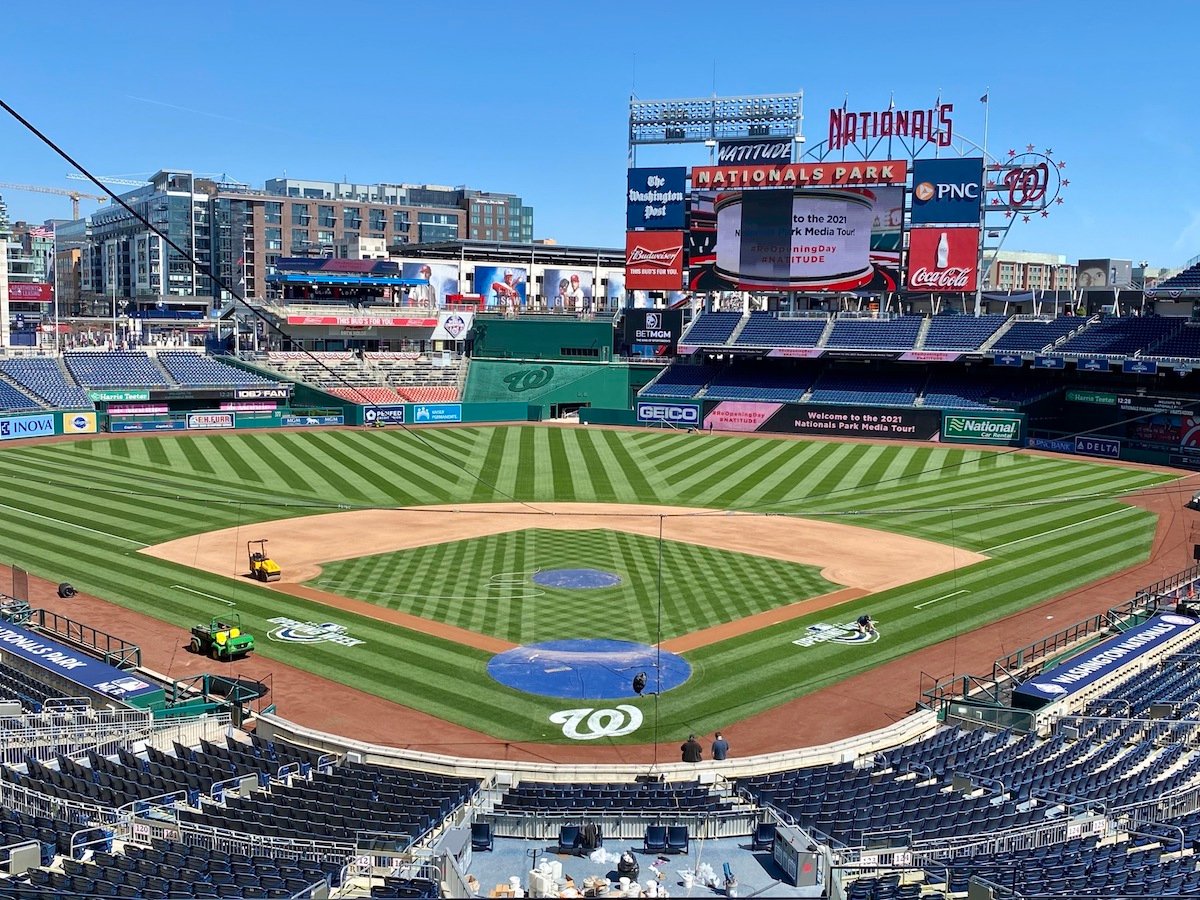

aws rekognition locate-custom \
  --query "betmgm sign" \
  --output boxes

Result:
[636,402,700,427]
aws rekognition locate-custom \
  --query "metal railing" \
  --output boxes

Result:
[0,707,154,767]
[478,808,757,842]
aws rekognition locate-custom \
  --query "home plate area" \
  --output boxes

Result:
[487,639,691,699]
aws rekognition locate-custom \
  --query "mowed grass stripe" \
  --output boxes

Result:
[544,427,578,501]
[571,430,616,502]
[469,427,514,502]
[600,430,658,500]
[337,433,463,503]
[704,437,809,509]
[312,528,838,644]
[0,426,1180,742]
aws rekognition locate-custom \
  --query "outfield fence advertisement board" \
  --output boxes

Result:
[636,402,700,426]
[411,404,462,424]
[941,412,1024,445]
[0,414,54,441]
[701,402,941,439]
[364,406,406,425]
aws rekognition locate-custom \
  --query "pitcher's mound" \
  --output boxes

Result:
[531,568,622,589]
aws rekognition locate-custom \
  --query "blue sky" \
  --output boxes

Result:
[2,0,1197,266]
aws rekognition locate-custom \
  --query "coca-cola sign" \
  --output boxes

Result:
[625,231,684,290]
[906,227,979,293]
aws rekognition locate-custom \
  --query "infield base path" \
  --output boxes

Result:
[142,503,986,651]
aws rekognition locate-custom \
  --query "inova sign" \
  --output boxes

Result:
[941,413,1022,444]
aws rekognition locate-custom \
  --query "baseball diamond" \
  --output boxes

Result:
[0,425,1172,745]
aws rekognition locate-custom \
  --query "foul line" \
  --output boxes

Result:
[171,584,235,606]
[915,589,969,610]
[0,501,149,547]
[980,508,1131,555]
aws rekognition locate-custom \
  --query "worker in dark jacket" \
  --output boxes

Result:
[681,734,703,762]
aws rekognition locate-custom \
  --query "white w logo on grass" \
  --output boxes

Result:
[549,705,643,740]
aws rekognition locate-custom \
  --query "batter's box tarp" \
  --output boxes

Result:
[487,638,691,699]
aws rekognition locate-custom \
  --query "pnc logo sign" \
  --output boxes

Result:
[910,157,984,225]
[637,403,699,424]
[914,181,979,202]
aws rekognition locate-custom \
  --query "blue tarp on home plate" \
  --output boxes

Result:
[1012,613,1198,710]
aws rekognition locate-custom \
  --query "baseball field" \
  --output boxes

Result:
[0,425,1175,744]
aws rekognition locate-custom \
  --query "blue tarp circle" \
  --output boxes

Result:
[487,639,691,699]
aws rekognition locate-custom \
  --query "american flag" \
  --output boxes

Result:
[27,226,54,239]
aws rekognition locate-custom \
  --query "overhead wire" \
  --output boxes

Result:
[0,97,549,515]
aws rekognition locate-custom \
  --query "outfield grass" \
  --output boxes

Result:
[309,528,840,644]
[0,427,1175,742]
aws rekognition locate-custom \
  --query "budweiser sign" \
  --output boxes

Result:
[625,230,684,290]
[628,245,681,267]
[906,227,979,293]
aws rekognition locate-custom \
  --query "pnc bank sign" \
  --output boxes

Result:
[910,157,985,225]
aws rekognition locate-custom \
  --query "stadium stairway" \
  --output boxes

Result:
[912,316,932,350]
[724,313,751,345]
[0,374,45,412]
[815,316,836,347]
[979,317,1016,351]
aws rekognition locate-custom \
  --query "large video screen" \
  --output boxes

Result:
[687,186,903,292]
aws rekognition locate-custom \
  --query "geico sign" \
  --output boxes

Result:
[637,404,699,423]
[914,181,980,201]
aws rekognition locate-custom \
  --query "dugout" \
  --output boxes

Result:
[0,621,164,710]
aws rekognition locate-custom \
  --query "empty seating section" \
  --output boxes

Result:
[1154,262,1200,291]
[1,838,333,899]
[809,371,923,407]
[733,313,826,347]
[640,364,718,398]
[1056,316,1182,356]
[0,661,69,712]
[988,316,1081,352]
[737,712,1200,849]
[922,315,1008,350]
[0,359,90,408]
[680,312,742,346]
[0,807,107,867]
[921,373,1054,410]
[0,381,39,412]
[157,352,279,386]
[64,351,168,388]
[176,748,477,847]
[824,316,923,350]
[398,385,460,402]
[704,368,811,402]
[370,875,441,899]
[496,780,726,814]
[933,836,1200,897]
[1150,323,1200,359]
[326,386,405,404]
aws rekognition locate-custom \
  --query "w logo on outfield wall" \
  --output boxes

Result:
[503,367,554,393]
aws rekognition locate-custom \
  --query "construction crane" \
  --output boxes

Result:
[0,182,109,218]
[65,173,149,187]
